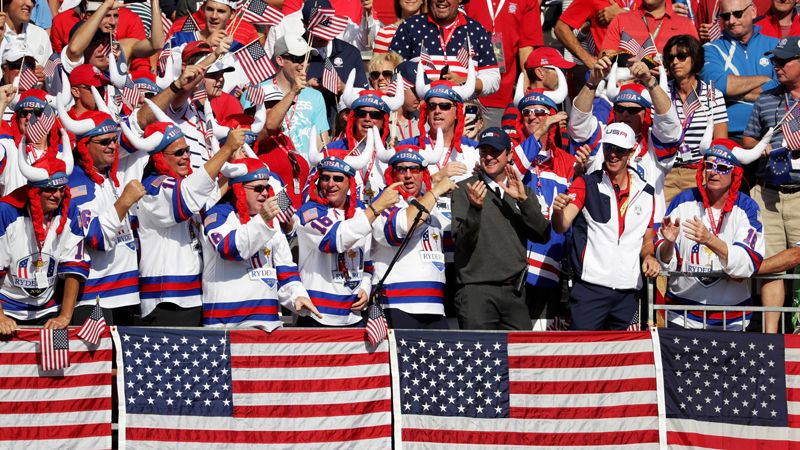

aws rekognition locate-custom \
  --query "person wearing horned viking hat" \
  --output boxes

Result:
[59,100,146,326]
[121,100,247,327]
[330,69,405,204]
[370,127,458,329]
[201,157,321,331]
[295,129,401,327]
[569,54,683,223]
[657,139,765,331]
[0,143,90,335]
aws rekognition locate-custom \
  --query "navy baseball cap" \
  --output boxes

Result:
[478,127,511,151]
[766,36,800,59]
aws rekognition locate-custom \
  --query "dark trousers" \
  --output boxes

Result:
[140,303,202,327]
[384,308,449,330]
[569,280,637,330]
[455,283,532,330]
[71,304,139,326]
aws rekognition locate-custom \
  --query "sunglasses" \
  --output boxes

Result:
[354,109,384,119]
[772,56,800,68]
[320,174,346,183]
[428,101,454,111]
[281,53,305,64]
[614,105,645,115]
[522,108,549,117]
[369,70,394,80]
[704,160,734,174]
[393,165,423,174]
[165,146,190,157]
[18,108,43,118]
[91,136,118,146]
[243,184,270,194]
[718,4,751,21]
[603,144,633,154]
[42,185,67,194]
[666,52,690,62]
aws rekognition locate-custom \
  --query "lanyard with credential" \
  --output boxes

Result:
[485,0,507,33]
[642,14,666,43]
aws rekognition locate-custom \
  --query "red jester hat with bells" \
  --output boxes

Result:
[306,126,376,219]
[414,57,476,153]
[1,139,75,249]
[340,69,405,149]
[374,127,445,200]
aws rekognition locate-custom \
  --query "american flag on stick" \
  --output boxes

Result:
[43,52,61,79]
[119,76,142,109]
[307,6,348,41]
[245,85,266,105]
[241,0,284,26]
[18,60,39,92]
[181,13,200,34]
[681,89,702,128]
[160,11,173,31]
[275,186,296,223]
[456,43,470,70]
[619,31,657,60]
[782,107,800,151]
[233,41,276,85]
[322,58,340,94]
[25,105,55,144]
[192,82,207,105]
[40,328,70,371]
[365,301,388,346]
[419,44,434,69]
[76,300,107,346]
[709,1,723,41]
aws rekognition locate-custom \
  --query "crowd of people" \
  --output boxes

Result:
[0,0,798,335]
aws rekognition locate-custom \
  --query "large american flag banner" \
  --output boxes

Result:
[0,329,112,448]
[114,327,392,448]
[782,108,800,151]
[233,41,276,85]
[658,328,800,448]
[391,330,659,448]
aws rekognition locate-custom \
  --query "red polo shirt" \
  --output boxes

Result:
[561,0,642,56]
[466,0,543,109]
[602,6,698,54]
[755,10,800,39]
[51,8,149,73]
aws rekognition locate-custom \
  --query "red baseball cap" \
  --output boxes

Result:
[68,64,109,87]
[182,41,213,63]
[525,47,576,70]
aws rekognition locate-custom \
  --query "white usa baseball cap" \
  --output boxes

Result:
[601,122,636,151]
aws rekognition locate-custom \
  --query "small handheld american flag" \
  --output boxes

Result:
[275,186,296,224]
[419,44,434,69]
[40,328,70,371]
[233,41,276,85]
[245,85,266,105]
[456,44,470,70]
[307,6,348,41]
[25,105,55,144]
[681,90,701,128]
[365,300,388,347]
[241,0,284,27]
[782,108,800,151]
[76,299,107,346]
[18,60,39,92]
[322,58,340,94]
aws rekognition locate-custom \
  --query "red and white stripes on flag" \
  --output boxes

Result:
[114,328,392,448]
[192,83,208,104]
[0,329,112,448]
[782,107,800,151]
[307,6,348,41]
[456,44,470,69]
[120,77,142,109]
[365,302,388,346]
[76,302,107,345]
[708,0,723,41]
[245,85,266,105]
[241,0,284,27]
[25,106,55,144]
[160,11,173,31]
[233,41,276,85]
[275,187,296,223]
[681,89,702,128]
[419,44,434,69]
[322,58,340,94]
[18,62,39,92]
[39,328,70,371]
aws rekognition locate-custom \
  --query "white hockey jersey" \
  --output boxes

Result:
[371,197,446,316]
[0,199,89,320]
[138,169,217,318]
[656,188,764,330]
[201,202,308,331]
[295,201,373,326]
[68,165,139,310]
